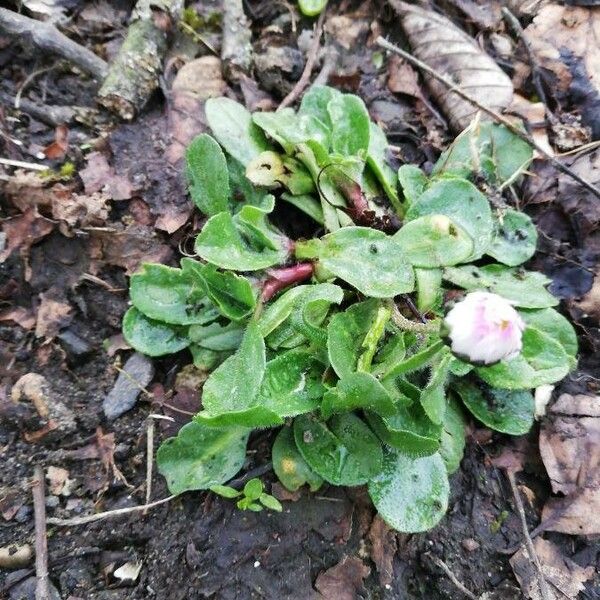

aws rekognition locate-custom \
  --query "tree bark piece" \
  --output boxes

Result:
[388,0,513,131]
[221,0,252,82]
[0,7,107,80]
[97,0,183,120]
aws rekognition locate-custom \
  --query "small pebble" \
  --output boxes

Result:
[254,560,260,568]
[103,353,154,420]
[462,538,480,552]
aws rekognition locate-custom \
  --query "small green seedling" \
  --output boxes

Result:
[210,478,283,513]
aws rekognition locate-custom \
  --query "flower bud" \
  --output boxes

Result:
[444,291,525,365]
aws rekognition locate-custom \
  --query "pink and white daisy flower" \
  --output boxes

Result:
[444,291,525,365]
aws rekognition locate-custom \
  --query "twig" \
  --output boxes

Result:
[279,8,327,109]
[506,470,551,600]
[144,417,155,513]
[32,465,50,600]
[47,494,176,526]
[0,157,47,171]
[0,8,107,80]
[376,36,600,201]
[313,45,338,87]
[0,90,78,127]
[426,553,477,600]
[14,65,57,110]
[501,8,556,126]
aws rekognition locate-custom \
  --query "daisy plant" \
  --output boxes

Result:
[122,86,577,533]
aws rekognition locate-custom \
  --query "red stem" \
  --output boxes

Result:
[261,262,314,302]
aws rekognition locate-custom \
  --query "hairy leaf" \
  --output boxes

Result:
[368,448,449,533]
[205,97,270,166]
[272,426,323,492]
[487,209,537,267]
[297,227,414,297]
[453,379,534,435]
[433,122,532,184]
[321,372,397,419]
[129,263,217,325]
[393,215,474,267]
[476,328,570,389]
[294,413,383,486]
[444,264,558,308]
[406,178,493,260]
[122,307,190,356]
[157,422,249,494]
[186,134,230,216]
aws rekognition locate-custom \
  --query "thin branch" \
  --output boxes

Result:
[0,8,107,80]
[0,157,47,171]
[426,553,477,600]
[375,36,600,201]
[501,8,556,125]
[47,495,176,527]
[144,417,155,513]
[506,470,552,600]
[32,465,50,600]
[279,8,327,109]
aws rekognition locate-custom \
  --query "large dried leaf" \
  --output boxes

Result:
[539,393,600,535]
[389,0,513,131]
[510,537,595,600]
[525,5,600,137]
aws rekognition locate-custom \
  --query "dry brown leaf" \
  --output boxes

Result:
[2,170,68,212]
[79,151,133,200]
[557,148,600,236]
[43,124,69,160]
[389,0,514,131]
[367,515,397,586]
[52,191,110,230]
[525,4,600,136]
[508,94,553,156]
[510,537,595,600]
[540,394,600,495]
[88,224,172,274]
[325,15,370,51]
[575,273,600,321]
[35,291,72,339]
[539,394,600,534]
[387,54,420,97]
[315,555,371,600]
[0,208,54,263]
[541,487,600,535]
[0,306,36,330]
[448,0,502,29]
[166,56,227,165]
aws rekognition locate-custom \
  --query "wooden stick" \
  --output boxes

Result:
[98,0,182,120]
[0,8,107,80]
[32,465,50,600]
[376,36,600,200]
[144,417,155,513]
[47,494,176,527]
[506,470,551,600]
[427,553,477,600]
[279,9,327,109]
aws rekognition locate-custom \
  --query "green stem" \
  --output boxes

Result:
[381,339,445,381]
[357,305,391,373]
